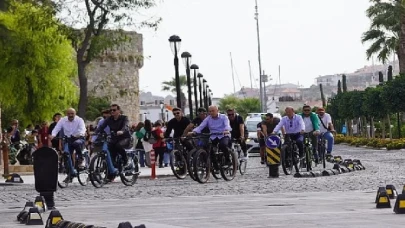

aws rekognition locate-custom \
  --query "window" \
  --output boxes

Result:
[169,100,174,105]
[140,101,145,106]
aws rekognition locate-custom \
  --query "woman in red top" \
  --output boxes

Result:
[38,122,49,148]
[152,121,165,168]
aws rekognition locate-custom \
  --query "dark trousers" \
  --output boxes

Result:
[154,147,165,167]
[108,138,130,164]
[212,137,230,157]
[67,138,85,159]
[284,134,304,158]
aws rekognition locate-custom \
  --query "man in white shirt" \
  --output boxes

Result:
[50,108,86,167]
[317,107,335,157]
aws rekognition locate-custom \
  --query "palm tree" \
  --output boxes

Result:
[161,75,189,112]
[362,0,404,73]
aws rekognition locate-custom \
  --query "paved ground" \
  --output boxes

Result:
[1,145,405,227]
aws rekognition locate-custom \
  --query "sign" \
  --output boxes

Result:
[265,135,281,149]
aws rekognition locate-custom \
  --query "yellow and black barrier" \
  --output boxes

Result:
[264,135,282,178]
[266,147,281,166]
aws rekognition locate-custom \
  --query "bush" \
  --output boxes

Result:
[334,135,405,150]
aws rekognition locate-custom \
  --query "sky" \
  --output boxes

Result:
[135,0,375,97]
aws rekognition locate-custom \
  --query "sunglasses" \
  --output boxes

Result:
[173,112,181,115]
[227,113,234,116]
[110,109,117,112]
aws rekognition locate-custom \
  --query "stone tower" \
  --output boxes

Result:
[86,31,143,124]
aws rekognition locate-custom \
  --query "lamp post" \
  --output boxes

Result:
[181,51,193,120]
[160,103,164,121]
[190,64,199,115]
[202,79,207,110]
[169,35,182,109]
[197,73,203,108]
[165,110,169,122]
[209,89,212,106]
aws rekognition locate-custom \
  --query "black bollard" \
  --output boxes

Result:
[268,164,279,178]
[32,147,59,209]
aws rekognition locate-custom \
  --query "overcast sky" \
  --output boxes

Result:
[137,0,380,97]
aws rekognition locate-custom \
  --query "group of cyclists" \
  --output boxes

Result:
[20,102,335,183]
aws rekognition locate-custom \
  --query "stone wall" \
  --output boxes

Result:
[86,31,143,124]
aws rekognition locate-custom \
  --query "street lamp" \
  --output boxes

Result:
[190,64,199,115]
[197,73,203,108]
[160,102,164,121]
[181,51,193,120]
[165,110,169,122]
[169,35,182,109]
[209,89,212,106]
[202,79,207,110]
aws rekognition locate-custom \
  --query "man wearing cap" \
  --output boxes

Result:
[183,107,210,136]
[165,108,191,139]
[317,107,335,158]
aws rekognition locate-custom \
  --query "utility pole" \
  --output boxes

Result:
[230,52,236,94]
[255,0,264,112]
[249,60,253,89]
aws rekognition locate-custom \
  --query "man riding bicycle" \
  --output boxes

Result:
[188,105,232,164]
[50,108,86,168]
[299,105,320,163]
[94,104,132,169]
[226,108,248,160]
[272,106,305,159]
[317,107,335,158]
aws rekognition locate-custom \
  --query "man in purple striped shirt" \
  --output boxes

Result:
[273,106,305,159]
[189,105,232,163]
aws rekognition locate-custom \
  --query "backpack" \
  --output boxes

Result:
[144,130,158,144]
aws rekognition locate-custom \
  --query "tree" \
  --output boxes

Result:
[54,0,160,117]
[161,75,188,111]
[0,1,77,124]
[342,74,348,92]
[218,96,260,118]
[85,96,111,121]
[337,80,342,94]
[381,74,405,113]
[362,0,404,73]
[319,83,326,107]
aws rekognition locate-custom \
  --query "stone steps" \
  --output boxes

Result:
[1,165,34,176]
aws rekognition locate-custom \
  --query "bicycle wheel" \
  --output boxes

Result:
[220,151,238,181]
[170,150,188,179]
[319,143,326,169]
[239,159,247,175]
[305,146,312,172]
[78,154,90,186]
[120,155,140,186]
[187,149,197,181]
[57,155,70,188]
[89,154,108,188]
[193,149,211,184]
[281,145,293,175]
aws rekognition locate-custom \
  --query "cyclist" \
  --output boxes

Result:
[165,107,192,150]
[299,105,320,163]
[226,108,248,160]
[50,108,86,168]
[94,104,132,169]
[182,107,210,135]
[272,106,305,159]
[188,105,232,164]
[317,107,335,158]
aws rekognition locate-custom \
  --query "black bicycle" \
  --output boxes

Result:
[280,133,301,175]
[166,138,188,180]
[193,133,238,184]
[186,136,208,181]
[89,132,139,188]
[303,133,314,172]
[231,139,247,175]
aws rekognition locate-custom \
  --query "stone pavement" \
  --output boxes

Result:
[1,166,174,185]
[1,145,405,227]
[1,191,405,228]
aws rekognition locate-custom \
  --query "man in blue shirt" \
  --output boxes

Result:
[272,106,305,159]
[189,105,232,163]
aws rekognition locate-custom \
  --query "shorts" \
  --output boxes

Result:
[259,138,265,147]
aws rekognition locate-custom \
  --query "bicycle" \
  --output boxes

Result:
[57,136,90,188]
[166,138,188,180]
[231,139,247,175]
[193,133,238,184]
[303,133,314,172]
[185,136,208,181]
[280,133,301,175]
[89,132,140,188]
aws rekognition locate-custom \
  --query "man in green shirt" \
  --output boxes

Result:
[299,105,320,163]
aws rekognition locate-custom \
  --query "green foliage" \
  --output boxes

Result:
[342,74,348,92]
[85,96,110,121]
[381,74,405,113]
[218,96,261,118]
[0,1,77,124]
[337,80,342,94]
[362,0,401,63]
[363,86,387,119]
